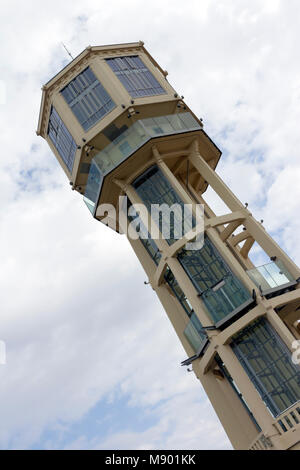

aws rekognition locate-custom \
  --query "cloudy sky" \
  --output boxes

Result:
[0,0,300,450]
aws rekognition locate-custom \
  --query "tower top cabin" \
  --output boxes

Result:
[37,41,221,228]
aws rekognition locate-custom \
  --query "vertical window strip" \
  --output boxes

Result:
[61,67,115,131]
[127,182,208,352]
[47,106,76,172]
[106,56,166,98]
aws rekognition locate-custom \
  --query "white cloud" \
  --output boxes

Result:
[0,0,300,450]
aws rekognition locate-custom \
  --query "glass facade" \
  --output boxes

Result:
[133,165,194,245]
[84,112,200,213]
[106,55,166,98]
[215,355,261,431]
[247,260,295,293]
[133,165,252,326]
[231,318,300,417]
[61,67,115,131]
[127,201,206,354]
[127,200,162,267]
[48,106,77,172]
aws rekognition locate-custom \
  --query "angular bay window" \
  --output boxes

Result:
[47,106,77,172]
[61,67,115,131]
[231,318,300,417]
[106,56,166,98]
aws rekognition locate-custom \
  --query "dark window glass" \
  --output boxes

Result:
[178,241,251,324]
[61,67,115,131]
[231,318,300,417]
[215,355,261,431]
[47,106,76,172]
[127,199,162,266]
[133,165,251,325]
[106,56,166,98]
[133,165,194,245]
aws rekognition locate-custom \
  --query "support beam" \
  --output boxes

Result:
[195,174,203,192]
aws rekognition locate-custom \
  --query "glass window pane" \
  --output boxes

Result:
[231,318,300,417]
[47,106,76,172]
[106,56,166,98]
[133,165,194,245]
[247,260,295,292]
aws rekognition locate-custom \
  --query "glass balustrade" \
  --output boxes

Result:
[83,112,200,213]
[247,260,295,294]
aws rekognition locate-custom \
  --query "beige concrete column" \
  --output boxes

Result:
[189,144,300,279]
[154,152,259,296]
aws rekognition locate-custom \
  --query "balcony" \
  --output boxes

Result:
[83,112,201,213]
[246,260,297,298]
